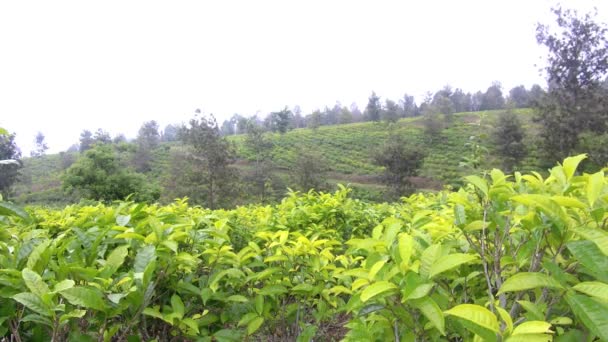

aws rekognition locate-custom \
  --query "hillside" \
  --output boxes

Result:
[13,108,544,204]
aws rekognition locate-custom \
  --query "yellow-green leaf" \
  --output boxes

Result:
[398,233,413,265]
[562,154,586,181]
[22,268,49,297]
[587,171,605,207]
[444,304,500,338]
[498,272,563,294]
[410,297,445,335]
[429,254,477,279]
[360,281,398,302]
[572,281,608,302]
[512,321,552,335]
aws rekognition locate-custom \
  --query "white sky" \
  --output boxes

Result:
[1,0,607,154]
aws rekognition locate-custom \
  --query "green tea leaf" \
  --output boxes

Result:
[565,292,608,341]
[445,304,499,341]
[587,171,604,207]
[134,245,156,273]
[429,254,477,279]
[498,272,563,294]
[567,240,608,282]
[360,281,398,302]
[511,321,552,335]
[22,268,50,297]
[562,154,586,181]
[410,297,445,335]
[171,294,185,319]
[247,316,264,335]
[572,281,608,302]
[570,226,608,256]
[60,287,106,311]
[12,292,52,317]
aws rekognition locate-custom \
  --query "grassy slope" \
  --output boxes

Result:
[14,108,542,203]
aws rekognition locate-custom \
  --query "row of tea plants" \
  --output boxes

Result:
[0,155,607,341]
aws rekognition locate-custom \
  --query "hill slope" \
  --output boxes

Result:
[13,108,543,204]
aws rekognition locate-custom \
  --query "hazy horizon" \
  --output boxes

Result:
[1,0,607,154]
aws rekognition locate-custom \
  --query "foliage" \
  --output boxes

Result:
[30,132,49,158]
[365,91,382,122]
[62,144,160,202]
[0,131,22,199]
[373,135,425,197]
[0,155,607,341]
[244,122,276,203]
[179,115,238,209]
[535,6,608,161]
[290,149,328,192]
[494,109,527,171]
[134,121,160,172]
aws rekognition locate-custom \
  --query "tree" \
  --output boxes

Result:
[134,121,160,172]
[339,106,353,124]
[350,102,363,122]
[179,115,238,209]
[137,121,160,149]
[399,94,417,117]
[307,110,322,130]
[382,99,400,123]
[480,82,505,110]
[422,106,444,141]
[494,110,527,171]
[220,119,236,136]
[291,149,328,192]
[93,129,112,144]
[0,130,22,198]
[161,124,180,142]
[244,122,275,202]
[373,135,425,197]
[508,85,530,108]
[30,132,49,157]
[63,144,160,202]
[535,6,608,160]
[365,91,382,122]
[269,107,293,134]
[79,130,94,152]
[450,88,470,113]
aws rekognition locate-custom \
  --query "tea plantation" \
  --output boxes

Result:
[1,155,607,341]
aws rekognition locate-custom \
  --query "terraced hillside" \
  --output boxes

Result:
[13,108,543,204]
[231,108,542,186]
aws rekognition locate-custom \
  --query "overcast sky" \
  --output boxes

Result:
[1,0,607,154]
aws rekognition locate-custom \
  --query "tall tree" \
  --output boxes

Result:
[399,94,417,117]
[0,130,22,198]
[535,6,608,160]
[93,129,112,144]
[480,82,505,110]
[179,115,238,209]
[291,149,328,192]
[494,110,527,171]
[31,132,49,157]
[79,130,94,152]
[365,91,382,122]
[134,121,160,172]
[244,122,275,202]
[374,134,425,198]
[270,107,293,134]
[508,85,530,108]
[161,124,180,142]
[382,99,400,123]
